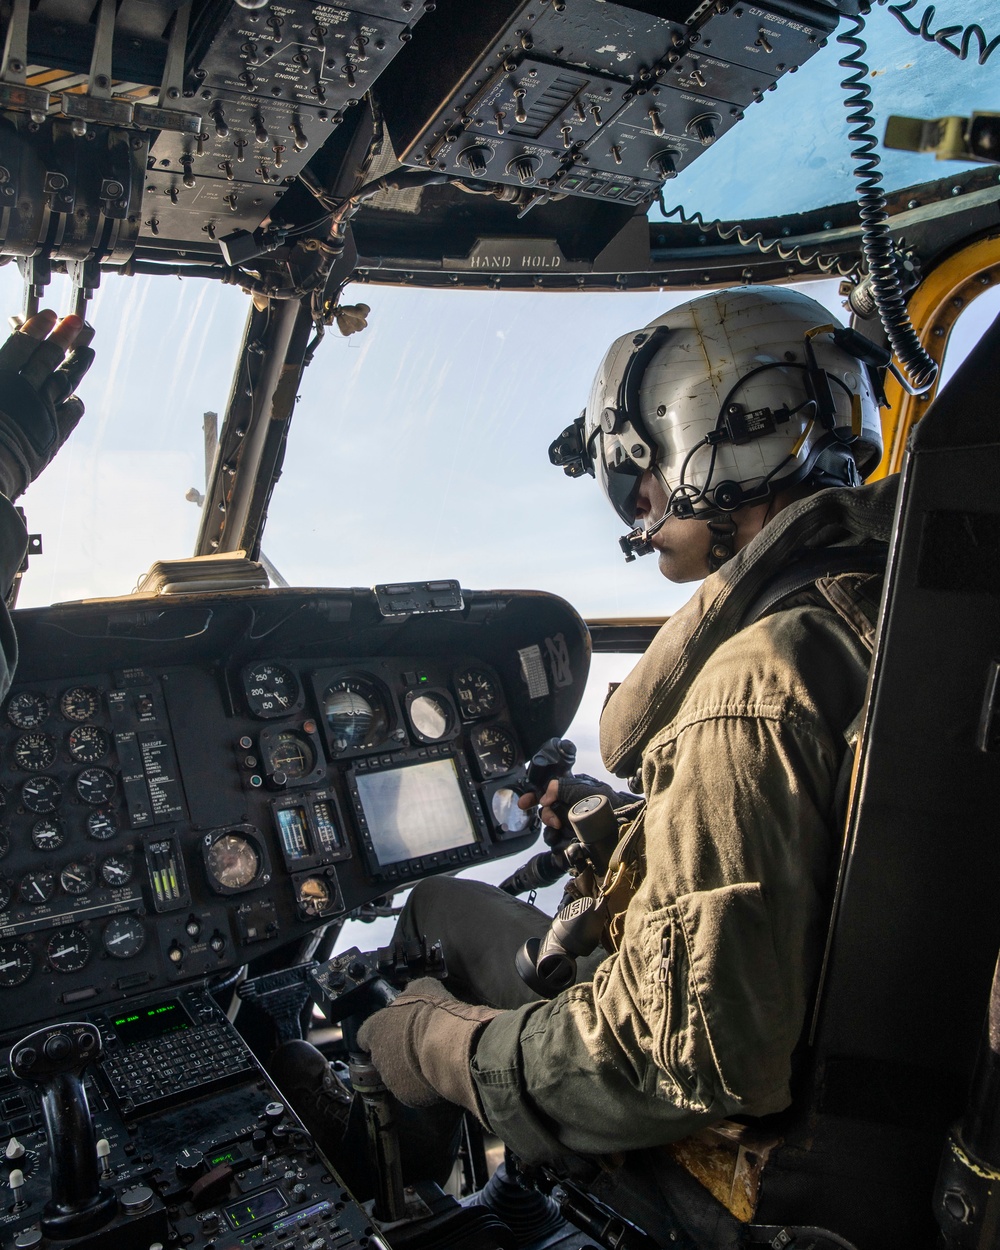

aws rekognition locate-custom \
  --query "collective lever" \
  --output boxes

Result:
[10,1023,117,1238]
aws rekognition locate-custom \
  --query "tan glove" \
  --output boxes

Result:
[356,978,498,1118]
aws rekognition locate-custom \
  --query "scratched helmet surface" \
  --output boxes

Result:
[580,286,883,526]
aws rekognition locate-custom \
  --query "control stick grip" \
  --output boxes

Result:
[10,1023,117,1238]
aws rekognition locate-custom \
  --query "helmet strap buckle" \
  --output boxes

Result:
[706,516,737,573]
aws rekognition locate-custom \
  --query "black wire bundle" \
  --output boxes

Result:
[837,11,938,391]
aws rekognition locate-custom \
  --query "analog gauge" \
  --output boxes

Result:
[206,833,260,891]
[243,663,301,719]
[0,880,10,911]
[46,927,90,973]
[86,809,118,841]
[472,725,519,778]
[22,775,61,814]
[102,914,145,959]
[491,787,531,834]
[323,677,389,753]
[100,855,133,888]
[68,725,109,765]
[7,691,49,729]
[0,828,8,859]
[407,692,453,742]
[31,819,65,852]
[263,730,316,780]
[296,876,332,917]
[60,862,95,896]
[0,941,32,987]
[454,668,499,719]
[13,732,57,772]
[20,870,55,906]
[75,767,116,806]
[60,687,99,722]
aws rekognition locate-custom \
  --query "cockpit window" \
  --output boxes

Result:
[1,270,248,607]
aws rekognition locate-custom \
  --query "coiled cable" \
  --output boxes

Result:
[838,10,938,391]
[880,0,1000,66]
[655,192,858,278]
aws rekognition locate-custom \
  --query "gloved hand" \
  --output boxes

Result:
[517,773,640,832]
[356,978,499,1117]
[0,311,95,501]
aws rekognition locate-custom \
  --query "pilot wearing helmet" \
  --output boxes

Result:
[276,285,899,1168]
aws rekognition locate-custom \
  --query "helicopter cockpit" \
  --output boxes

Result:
[0,0,998,1247]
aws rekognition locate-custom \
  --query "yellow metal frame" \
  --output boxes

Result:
[872,233,1000,480]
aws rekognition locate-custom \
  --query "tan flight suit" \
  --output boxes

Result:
[399,478,896,1166]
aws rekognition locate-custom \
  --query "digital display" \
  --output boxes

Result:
[225,1187,287,1229]
[313,800,342,853]
[112,1000,194,1045]
[276,806,310,860]
[354,758,477,867]
[208,1148,242,1168]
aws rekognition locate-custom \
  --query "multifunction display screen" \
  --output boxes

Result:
[354,758,477,867]
[112,999,194,1045]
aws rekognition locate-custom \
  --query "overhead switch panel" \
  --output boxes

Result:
[146,0,427,243]
[377,0,839,206]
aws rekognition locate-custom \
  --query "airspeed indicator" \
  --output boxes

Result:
[243,663,301,719]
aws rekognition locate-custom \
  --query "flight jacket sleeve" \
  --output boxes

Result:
[0,496,27,702]
[470,605,871,1164]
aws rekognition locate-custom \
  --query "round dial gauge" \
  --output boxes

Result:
[206,833,260,891]
[20,870,55,906]
[13,732,57,772]
[323,677,389,753]
[0,828,8,859]
[68,725,109,765]
[296,876,332,917]
[86,808,118,841]
[472,725,518,778]
[243,663,300,719]
[263,730,316,780]
[0,941,32,987]
[22,775,61,814]
[31,819,65,851]
[103,914,145,959]
[46,927,90,973]
[100,855,133,888]
[75,767,116,806]
[60,687,99,722]
[60,862,95,896]
[454,668,499,719]
[7,691,49,729]
[0,880,10,911]
[407,693,453,742]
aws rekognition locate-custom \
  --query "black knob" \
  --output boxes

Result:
[264,1101,285,1123]
[175,1148,205,1182]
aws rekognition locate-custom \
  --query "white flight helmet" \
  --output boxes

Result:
[549,287,883,562]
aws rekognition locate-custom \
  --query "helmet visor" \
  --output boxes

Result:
[593,427,650,526]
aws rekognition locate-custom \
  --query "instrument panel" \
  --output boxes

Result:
[0,586,588,1034]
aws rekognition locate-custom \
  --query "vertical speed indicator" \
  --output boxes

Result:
[242,663,302,719]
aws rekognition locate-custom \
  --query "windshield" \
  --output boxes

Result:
[0,266,854,616]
